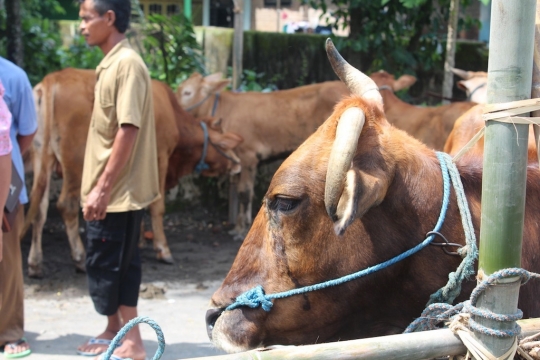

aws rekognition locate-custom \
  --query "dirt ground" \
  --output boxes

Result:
[20,203,242,300]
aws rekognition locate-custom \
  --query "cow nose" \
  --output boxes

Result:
[205,307,224,340]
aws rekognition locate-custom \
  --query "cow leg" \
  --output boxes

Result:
[231,163,256,241]
[148,198,173,264]
[27,172,51,278]
[148,152,173,264]
[56,180,86,273]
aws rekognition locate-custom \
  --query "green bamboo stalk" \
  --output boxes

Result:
[478,0,536,357]
[177,318,540,360]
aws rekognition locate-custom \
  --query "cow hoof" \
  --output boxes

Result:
[28,265,43,279]
[158,254,175,265]
[74,259,86,274]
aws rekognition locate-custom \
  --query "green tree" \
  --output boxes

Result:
[141,13,206,89]
[306,0,478,77]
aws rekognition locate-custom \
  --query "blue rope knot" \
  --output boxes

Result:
[226,285,274,312]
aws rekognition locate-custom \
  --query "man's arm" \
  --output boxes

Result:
[17,131,36,155]
[82,124,139,221]
[0,152,11,262]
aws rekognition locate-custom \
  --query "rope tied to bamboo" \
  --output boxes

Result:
[405,268,540,360]
[452,98,540,163]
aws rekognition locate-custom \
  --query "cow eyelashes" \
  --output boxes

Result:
[268,196,301,213]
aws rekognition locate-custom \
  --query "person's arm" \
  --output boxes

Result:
[0,152,11,262]
[17,131,36,155]
[82,124,139,221]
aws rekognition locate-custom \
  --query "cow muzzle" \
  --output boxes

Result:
[205,307,224,340]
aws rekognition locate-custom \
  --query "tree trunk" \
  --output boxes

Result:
[6,0,23,67]
[442,0,459,105]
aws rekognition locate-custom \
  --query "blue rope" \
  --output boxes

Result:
[427,153,478,305]
[405,268,540,338]
[194,122,210,174]
[211,93,220,117]
[226,151,453,312]
[101,316,165,360]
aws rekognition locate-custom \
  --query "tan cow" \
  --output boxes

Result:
[451,68,487,103]
[176,74,350,238]
[25,68,243,278]
[206,39,540,353]
[370,70,477,150]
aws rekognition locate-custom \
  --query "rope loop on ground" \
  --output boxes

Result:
[102,316,165,360]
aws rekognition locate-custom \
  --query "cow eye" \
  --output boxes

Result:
[183,90,192,96]
[269,196,300,213]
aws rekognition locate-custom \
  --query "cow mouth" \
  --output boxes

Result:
[205,307,224,340]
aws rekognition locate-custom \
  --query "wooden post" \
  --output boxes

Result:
[442,0,459,105]
[477,0,536,357]
[228,0,244,226]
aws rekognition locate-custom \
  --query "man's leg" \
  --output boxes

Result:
[78,213,128,356]
[76,312,122,355]
[0,205,31,356]
[105,305,146,360]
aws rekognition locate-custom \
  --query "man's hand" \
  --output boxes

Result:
[83,184,111,221]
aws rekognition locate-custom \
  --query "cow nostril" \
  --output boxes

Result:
[205,307,224,340]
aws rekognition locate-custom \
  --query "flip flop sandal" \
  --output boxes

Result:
[77,338,120,357]
[2,338,31,359]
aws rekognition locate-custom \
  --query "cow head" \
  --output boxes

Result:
[176,72,230,116]
[369,70,417,92]
[205,40,450,353]
[451,68,487,103]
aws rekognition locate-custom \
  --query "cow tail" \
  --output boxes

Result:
[21,80,55,239]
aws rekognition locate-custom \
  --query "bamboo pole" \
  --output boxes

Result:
[176,318,540,360]
[477,0,536,357]
[532,0,540,162]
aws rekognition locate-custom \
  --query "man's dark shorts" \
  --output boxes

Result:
[85,210,144,316]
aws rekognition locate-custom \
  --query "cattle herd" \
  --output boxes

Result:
[23,40,540,352]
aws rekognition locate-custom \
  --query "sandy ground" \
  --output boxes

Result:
[18,206,242,360]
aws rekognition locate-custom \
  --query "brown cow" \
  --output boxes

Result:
[451,68,487,103]
[176,74,350,238]
[205,40,540,353]
[25,68,243,278]
[370,70,477,150]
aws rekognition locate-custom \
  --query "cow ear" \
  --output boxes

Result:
[203,73,231,93]
[457,80,468,91]
[393,75,417,92]
[334,168,389,236]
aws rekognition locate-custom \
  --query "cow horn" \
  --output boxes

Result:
[450,67,472,80]
[326,39,382,104]
[325,106,365,220]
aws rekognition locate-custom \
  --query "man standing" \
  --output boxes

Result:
[0,57,38,358]
[76,0,159,359]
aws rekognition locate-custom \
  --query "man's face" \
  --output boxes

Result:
[79,0,112,46]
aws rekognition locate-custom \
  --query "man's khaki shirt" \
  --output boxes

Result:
[81,39,160,212]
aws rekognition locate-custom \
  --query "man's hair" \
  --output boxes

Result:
[80,0,131,33]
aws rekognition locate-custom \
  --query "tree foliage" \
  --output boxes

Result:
[141,13,206,89]
[305,0,478,77]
